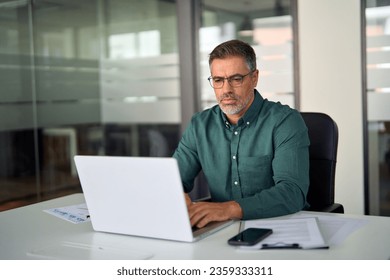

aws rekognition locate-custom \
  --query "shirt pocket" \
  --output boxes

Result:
[238,155,273,196]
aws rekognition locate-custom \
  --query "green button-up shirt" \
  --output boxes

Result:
[173,90,310,220]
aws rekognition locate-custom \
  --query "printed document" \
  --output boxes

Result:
[44,203,90,224]
[240,217,327,249]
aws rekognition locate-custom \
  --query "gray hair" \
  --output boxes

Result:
[208,39,257,71]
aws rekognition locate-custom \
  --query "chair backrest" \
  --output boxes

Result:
[300,112,343,213]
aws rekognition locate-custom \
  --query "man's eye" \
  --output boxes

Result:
[231,76,243,82]
[213,78,223,83]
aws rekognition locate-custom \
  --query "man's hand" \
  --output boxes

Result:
[184,193,192,208]
[184,193,242,228]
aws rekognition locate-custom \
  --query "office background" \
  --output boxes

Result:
[0,0,389,217]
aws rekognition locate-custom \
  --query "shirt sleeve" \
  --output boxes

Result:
[172,117,202,193]
[235,110,310,220]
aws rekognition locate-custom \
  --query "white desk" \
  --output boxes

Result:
[1,193,389,260]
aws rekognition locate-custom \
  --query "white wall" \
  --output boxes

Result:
[298,0,365,214]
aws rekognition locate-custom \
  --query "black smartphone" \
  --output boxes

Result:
[228,228,273,246]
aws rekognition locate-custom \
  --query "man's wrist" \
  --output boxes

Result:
[227,201,243,220]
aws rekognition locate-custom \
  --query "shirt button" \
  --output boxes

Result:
[232,155,236,160]
[234,131,238,135]
[246,121,250,125]
[234,181,238,185]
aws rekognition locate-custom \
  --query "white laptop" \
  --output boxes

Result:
[74,155,234,242]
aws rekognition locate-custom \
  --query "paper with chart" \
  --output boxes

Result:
[44,203,90,224]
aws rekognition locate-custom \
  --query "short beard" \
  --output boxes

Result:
[218,92,253,115]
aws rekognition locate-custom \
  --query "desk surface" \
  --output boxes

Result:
[1,193,389,260]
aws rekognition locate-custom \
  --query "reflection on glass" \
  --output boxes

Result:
[109,30,161,59]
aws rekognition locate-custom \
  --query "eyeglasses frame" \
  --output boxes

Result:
[207,70,255,89]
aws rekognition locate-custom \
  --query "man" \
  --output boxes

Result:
[173,39,309,228]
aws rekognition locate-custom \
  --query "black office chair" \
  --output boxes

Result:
[301,112,344,213]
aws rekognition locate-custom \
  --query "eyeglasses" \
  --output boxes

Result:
[207,70,254,89]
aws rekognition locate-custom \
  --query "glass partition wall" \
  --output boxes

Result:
[0,0,180,211]
[365,0,390,216]
[0,0,40,210]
